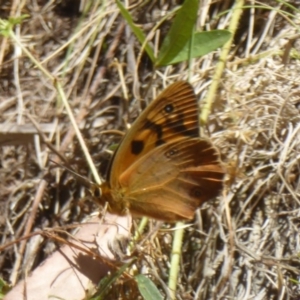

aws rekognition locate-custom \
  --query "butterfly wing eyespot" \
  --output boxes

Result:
[163,103,174,114]
[131,140,144,155]
[165,147,179,159]
[99,81,224,221]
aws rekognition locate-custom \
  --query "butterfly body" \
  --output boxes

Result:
[98,81,224,221]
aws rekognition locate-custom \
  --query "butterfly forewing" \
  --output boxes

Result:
[109,81,199,187]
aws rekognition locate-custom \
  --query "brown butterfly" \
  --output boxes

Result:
[98,81,224,221]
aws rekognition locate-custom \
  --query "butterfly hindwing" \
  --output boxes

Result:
[114,138,224,221]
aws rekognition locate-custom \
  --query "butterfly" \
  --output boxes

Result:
[97,81,224,221]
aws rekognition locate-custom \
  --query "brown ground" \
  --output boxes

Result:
[1,0,300,299]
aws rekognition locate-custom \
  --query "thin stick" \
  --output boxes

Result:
[200,0,245,125]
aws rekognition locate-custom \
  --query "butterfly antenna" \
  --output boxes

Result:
[49,159,100,196]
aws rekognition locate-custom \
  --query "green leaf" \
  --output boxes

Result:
[135,274,163,300]
[115,0,155,62]
[8,15,29,25]
[156,0,199,66]
[0,277,10,299]
[160,30,231,66]
[108,143,119,152]
[0,15,29,37]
